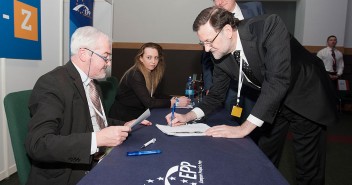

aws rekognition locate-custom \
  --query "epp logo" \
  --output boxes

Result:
[72,4,92,17]
[14,0,38,41]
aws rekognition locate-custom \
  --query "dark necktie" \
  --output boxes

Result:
[233,50,261,87]
[88,81,105,130]
[331,49,337,72]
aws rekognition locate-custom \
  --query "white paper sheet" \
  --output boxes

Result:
[130,109,151,128]
[156,123,210,136]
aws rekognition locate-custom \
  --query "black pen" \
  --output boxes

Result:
[141,138,156,149]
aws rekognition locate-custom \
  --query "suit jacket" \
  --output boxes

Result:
[198,14,338,126]
[25,61,124,185]
[109,69,171,121]
[238,1,265,18]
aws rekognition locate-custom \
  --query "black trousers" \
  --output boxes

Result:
[258,106,327,185]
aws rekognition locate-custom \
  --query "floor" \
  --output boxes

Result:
[279,111,352,185]
[1,112,351,185]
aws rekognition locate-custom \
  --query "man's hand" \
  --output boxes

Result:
[96,126,130,147]
[205,120,257,138]
[165,111,197,127]
[329,74,338,80]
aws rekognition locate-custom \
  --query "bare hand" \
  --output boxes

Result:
[96,126,131,147]
[165,112,188,126]
[177,96,191,107]
[124,119,152,127]
[205,120,257,138]
[329,74,338,80]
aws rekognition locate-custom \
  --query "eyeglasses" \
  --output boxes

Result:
[199,27,224,46]
[84,48,112,63]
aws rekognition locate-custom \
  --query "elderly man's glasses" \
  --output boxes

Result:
[199,27,224,46]
[84,48,112,63]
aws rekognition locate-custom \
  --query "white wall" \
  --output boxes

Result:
[114,0,351,49]
[0,0,112,180]
[344,0,352,48]
[113,0,213,43]
[300,0,348,46]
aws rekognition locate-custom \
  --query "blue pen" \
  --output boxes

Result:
[127,150,161,156]
[171,102,176,127]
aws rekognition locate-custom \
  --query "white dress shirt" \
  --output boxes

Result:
[73,63,107,154]
[233,3,244,20]
[317,47,344,76]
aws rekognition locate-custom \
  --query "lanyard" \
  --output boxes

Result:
[236,55,244,106]
[92,99,107,126]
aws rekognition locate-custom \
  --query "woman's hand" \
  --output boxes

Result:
[124,119,152,127]
[170,96,191,107]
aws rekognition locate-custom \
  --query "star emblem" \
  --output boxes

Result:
[181,179,188,183]
[157,177,164,181]
[146,179,154,183]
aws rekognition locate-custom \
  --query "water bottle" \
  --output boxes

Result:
[185,76,195,105]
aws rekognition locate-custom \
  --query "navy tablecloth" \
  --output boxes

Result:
[78,108,288,185]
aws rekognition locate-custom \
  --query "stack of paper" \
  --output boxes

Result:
[156,123,210,136]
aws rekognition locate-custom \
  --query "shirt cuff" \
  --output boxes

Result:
[247,114,264,127]
[191,107,205,119]
[91,132,98,155]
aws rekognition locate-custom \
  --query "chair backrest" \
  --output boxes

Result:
[97,76,119,114]
[3,90,32,185]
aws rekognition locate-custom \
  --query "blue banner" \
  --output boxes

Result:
[0,0,41,60]
[70,0,94,42]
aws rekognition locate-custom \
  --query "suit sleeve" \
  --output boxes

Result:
[25,74,92,164]
[198,62,231,115]
[249,15,291,123]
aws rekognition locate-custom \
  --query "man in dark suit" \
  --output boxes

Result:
[167,7,338,185]
[25,26,149,185]
[202,0,265,125]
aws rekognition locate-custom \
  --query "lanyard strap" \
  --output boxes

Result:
[236,56,244,106]
[92,100,107,126]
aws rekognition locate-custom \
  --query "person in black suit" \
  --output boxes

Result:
[202,0,265,125]
[109,42,190,121]
[25,26,150,185]
[166,7,338,185]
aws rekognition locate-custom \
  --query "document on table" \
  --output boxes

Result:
[156,123,210,136]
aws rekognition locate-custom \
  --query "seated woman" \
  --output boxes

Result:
[109,42,190,121]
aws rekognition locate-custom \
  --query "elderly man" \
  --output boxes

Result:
[167,7,337,185]
[25,26,150,185]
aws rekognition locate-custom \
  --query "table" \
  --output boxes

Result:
[78,108,288,185]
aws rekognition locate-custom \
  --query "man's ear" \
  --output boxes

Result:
[224,24,234,39]
[79,48,90,62]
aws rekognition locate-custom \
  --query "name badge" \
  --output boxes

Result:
[231,105,242,118]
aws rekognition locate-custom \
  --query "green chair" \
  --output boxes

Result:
[3,90,32,185]
[97,76,119,114]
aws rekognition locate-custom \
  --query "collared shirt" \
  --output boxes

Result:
[191,32,264,127]
[72,62,107,154]
[233,3,244,20]
[317,47,344,76]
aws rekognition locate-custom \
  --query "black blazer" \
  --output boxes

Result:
[198,14,338,126]
[25,61,124,185]
[109,69,170,121]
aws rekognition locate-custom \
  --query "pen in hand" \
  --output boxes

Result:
[171,102,176,127]
[141,138,156,149]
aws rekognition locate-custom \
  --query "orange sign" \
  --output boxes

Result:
[14,0,38,41]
